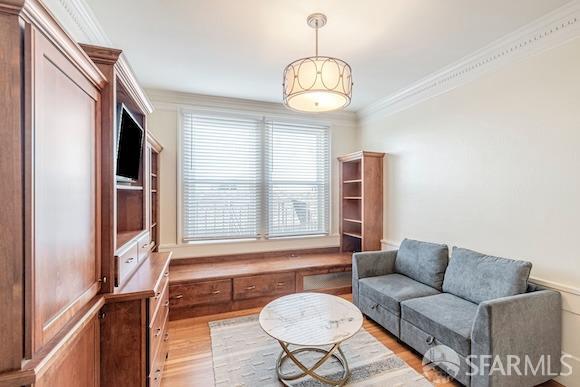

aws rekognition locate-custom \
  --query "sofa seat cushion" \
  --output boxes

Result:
[395,239,449,290]
[358,295,401,337]
[401,293,478,356]
[359,273,440,316]
[443,247,532,304]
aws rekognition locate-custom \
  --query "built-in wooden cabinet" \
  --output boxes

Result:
[0,1,107,383]
[0,1,166,385]
[101,252,171,387]
[32,19,103,351]
[79,43,155,291]
[168,250,352,320]
[80,43,169,386]
[338,151,385,252]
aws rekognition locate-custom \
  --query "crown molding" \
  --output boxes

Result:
[53,0,111,45]
[1,0,107,87]
[359,0,580,122]
[146,88,358,126]
[47,0,580,123]
[46,0,153,112]
[117,57,154,114]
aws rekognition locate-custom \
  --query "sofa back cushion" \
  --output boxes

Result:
[443,247,532,304]
[395,239,449,290]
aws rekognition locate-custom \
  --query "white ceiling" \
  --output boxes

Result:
[85,0,569,110]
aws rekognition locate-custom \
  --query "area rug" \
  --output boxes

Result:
[209,315,432,386]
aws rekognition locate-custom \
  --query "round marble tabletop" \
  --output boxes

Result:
[259,293,363,347]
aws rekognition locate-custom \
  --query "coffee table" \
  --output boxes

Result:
[259,293,363,386]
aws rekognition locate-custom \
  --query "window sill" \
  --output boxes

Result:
[183,233,329,245]
[159,234,340,259]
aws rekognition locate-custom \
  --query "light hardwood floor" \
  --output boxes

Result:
[161,294,562,387]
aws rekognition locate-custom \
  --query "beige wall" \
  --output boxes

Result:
[147,90,359,258]
[361,37,580,386]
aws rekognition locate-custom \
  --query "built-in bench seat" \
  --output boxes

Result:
[168,248,352,319]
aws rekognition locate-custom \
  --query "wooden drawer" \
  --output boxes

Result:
[150,273,169,321]
[116,242,139,286]
[148,325,168,387]
[149,295,169,366]
[149,268,169,321]
[137,232,151,262]
[169,279,232,308]
[233,272,295,300]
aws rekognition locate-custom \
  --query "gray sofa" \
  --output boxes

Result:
[352,239,562,387]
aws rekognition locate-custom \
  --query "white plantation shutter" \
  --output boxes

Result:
[265,120,330,237]
[181,113,261,241]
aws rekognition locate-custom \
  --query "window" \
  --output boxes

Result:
[181,111,329,242]
[265,120,329,237]
[181,114,262,241]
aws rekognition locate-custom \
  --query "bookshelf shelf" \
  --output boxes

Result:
[116,184,144,191]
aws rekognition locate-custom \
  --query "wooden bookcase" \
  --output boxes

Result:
[80,44,169,387]
[80,44,155,289]
[338,151,385,252]
[147,133,163,252]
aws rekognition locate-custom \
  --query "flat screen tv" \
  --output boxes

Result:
[116,104,144,183]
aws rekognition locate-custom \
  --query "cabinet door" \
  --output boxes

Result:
[34,313,100,387]
[100,300,146,387]
[31,28,101,349]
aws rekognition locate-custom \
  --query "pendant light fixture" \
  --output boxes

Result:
[283,13,353,113]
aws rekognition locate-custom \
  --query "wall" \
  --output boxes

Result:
[361,37,580,386]
[147,89,359,258]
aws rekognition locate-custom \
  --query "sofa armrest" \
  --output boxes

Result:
[470,290,562,387]
[351,250,397,307]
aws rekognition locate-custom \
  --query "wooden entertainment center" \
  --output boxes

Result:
[0,2,168,386]
[0,0,385,385]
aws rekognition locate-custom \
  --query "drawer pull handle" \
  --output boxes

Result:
[164,332,169,342]
[211,290,221,295]
[245,285,256,291]
[174,294,184,299]
[155,328,162,337]
[276,282,286,286]
[164,300,170,307]
[426,336,435,345]
[125,257,135,264]
[155,292,161,299]
[164,271,169,277]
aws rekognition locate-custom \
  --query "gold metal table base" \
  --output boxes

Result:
[276,341,351,386]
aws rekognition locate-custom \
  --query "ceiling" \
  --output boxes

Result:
[85,0,570,111]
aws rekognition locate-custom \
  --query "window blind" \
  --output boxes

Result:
[181,113,261,241]
[265,120,330,237]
